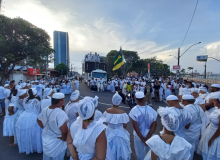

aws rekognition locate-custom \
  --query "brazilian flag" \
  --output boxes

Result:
[112,47,124,71]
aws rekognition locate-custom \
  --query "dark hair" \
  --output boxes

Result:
[51,98,61,105]
[168,82,171,85]
[204,84,209,90]
[8,86,16,101]
[13,89,18,96]
[186,99,195,104]
[10,80,15,84]
[26,89,36,103]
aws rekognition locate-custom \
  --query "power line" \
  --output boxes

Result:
[180,0,199,48]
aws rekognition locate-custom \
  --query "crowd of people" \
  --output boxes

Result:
[85,52,101,62]
[0,76,220,160]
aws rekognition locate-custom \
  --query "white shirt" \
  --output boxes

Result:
[38,107,68,157]
[194,96,205,105]
[0,86,5,99]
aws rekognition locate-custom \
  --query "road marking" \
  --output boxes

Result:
[80,95,131,109]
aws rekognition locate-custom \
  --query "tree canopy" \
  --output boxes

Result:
[0,15,54,85]
[55,63,69,75]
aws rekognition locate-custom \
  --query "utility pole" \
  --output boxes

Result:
[71,63,73,77]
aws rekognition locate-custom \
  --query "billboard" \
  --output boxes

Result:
[197,55,208,61]
[173,65,181,71]
[84,62,107,73]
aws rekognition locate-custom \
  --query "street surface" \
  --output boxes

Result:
[0,82,202,160]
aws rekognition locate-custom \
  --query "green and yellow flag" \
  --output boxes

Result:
[112,47,124,71]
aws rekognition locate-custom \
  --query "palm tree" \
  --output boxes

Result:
[180,68,185,76]
[188,67,194,78]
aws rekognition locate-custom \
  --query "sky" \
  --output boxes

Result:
[2,0,220,74]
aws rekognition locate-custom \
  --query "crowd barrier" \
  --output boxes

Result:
[183,77,220,85]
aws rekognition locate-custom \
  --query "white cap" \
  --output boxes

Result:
[112,92,122,106]
[211,84,220,88]
[4,84,9,88]
[166,95,178,101]
[135,91,145,99]
[52,93,65,99]
[70,90,80,101]
[78,99,95,120]
[182,94,194,100]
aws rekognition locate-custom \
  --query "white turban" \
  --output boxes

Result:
[31,88,37,96]
[18,89,27,96]
[91,96,99,108]
[191,89,199,94]
[182,94,194,100]
[70,90,80,101]
[43,88,53,99]
[210,92,220,101]
[15,85,21,90]
[112,91,122,106]
[20,83,27,88]
[4,84,9,88]
[78,99,95,120]
[8,103,17,111]
[199,87,207,92]
[157,107,179,131]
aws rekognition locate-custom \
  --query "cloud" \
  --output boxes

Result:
[4,0,220,74]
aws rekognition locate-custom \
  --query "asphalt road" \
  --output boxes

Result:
[0,82,202,160]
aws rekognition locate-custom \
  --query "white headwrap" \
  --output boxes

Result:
[157,107,179,131]
[31,88,37,96]
[91,96,99,108]
[210,92,220,101]
[4,84,9,88]
[199,87,207,92]
[18,89,27,96]
[78,99,95,120]
[15,85,21,90]
[43,88,53,99]
[20,83,27,88]
[191,88,199,94]
[112,91,122,106]
[8,103,17,111]
[70,90,80,101]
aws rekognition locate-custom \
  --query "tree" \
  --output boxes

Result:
[188,67,194,78]
[0,15,54,85]
[55,63,69,75]
[180,68,186,76]
[106,50,139,78]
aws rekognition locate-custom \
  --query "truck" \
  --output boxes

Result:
[82,53,107,87]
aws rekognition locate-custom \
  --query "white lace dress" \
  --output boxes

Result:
[103,112,131,160]
[16,98,42,154]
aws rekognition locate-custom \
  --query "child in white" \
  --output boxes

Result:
[3,103,17,146]
[129,92,157,160]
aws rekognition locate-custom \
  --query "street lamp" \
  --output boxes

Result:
[178,42,201,65]
[169,55,178,59]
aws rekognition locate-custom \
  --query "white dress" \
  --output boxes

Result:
[3,109,17,136]
[164,85,172,99]
[197,108,220,160]
[129,105,158,160]
[64,101,78,128]
[144,135,192,160]
[107,81,111,91]
[16,98,43,154]
[184,104,209,160]
[122,84,127,95]
[70,118,114,160]
[38,107,68,160]
[103,112,131,160]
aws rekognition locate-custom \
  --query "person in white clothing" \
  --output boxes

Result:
[191,88,206,111]
[37,93,68,160]
[144,106,192,160]
[66,98,112,160]
[41,88,54,110]
[64,90,80,128]
[129,92,157,160]
[199,87,209,100]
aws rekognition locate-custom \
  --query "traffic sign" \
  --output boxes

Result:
[173,65,181,71]
[197,55,208,61]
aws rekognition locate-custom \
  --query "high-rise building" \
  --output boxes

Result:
[53,31,69,68]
